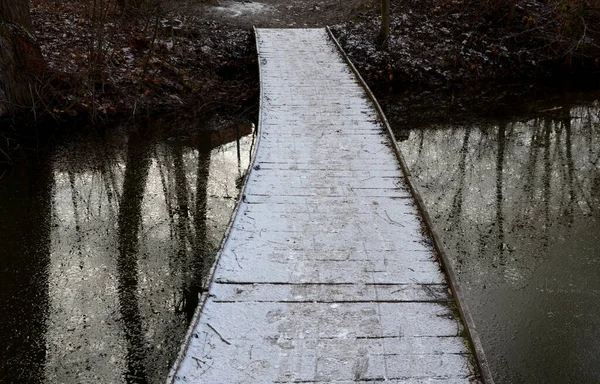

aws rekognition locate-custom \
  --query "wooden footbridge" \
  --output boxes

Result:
[168,28,491,383]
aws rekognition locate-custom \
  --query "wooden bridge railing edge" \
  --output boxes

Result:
[324,26,495,384]
[164,26,265,384]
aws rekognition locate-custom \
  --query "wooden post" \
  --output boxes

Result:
[377,0,390,49]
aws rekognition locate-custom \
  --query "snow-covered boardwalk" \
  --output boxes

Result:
[169,28,477,383]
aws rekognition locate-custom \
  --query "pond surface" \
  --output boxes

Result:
[2,92,599,384]
[0,122,254,383]
[391,97,600,383]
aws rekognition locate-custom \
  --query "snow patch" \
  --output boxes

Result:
[214,1,276,18]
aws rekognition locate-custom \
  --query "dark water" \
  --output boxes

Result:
[392,98,600,383]
[0,122,254,383]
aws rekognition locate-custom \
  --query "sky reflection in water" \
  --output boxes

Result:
[396,103,600,383]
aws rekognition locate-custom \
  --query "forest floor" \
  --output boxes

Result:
[17,0,600,128]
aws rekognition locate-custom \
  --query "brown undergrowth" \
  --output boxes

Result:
[8,0,600,126]
[333,0,600,90]
[28,0,258,122]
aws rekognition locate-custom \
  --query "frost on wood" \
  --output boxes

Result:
[169,28,476,383]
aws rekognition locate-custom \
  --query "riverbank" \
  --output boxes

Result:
[8,0,600,126]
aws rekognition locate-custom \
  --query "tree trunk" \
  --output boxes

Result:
[377,0,390,49]
[507,0,516,24]
[0,0,44,116]
[118,0,160,14]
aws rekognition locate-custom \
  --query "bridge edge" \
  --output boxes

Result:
[325,26,495,384]
[165,26,264,384]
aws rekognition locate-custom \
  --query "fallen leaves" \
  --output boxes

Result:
[30,0,257,119]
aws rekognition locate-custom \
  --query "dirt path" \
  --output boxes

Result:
[195,0,374,28]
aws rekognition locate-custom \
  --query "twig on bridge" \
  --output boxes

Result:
[207,323,232,345]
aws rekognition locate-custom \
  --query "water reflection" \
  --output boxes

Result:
[0,154,52,384]
[0,122,253,383]
[396,103,600,383]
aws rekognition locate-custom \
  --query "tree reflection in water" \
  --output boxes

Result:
[117,132,152,383]
[0,154,53,384]
[0,121,254,383]
[396,103,600,383]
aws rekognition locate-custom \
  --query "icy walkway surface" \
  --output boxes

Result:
[170,28,475,383]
